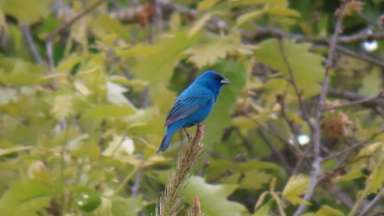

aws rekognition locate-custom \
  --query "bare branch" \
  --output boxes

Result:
[358,189,384,216]
[45,0,106,70]
[20,25,45,65]
[323,91,383,111]
[47,0,106,41]
[257,128,292,174]
[328,89,384,109]
[293,1,349,215]
[277,39,312,127]
[336,45,384,68]
[46,39,54,70]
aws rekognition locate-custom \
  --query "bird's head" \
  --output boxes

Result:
[194,70,230,92]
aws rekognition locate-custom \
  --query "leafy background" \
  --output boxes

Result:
[0,0,384,215]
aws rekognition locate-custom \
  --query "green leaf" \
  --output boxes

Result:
[253,200,272,216]
[0,57,44,86]
[267,6,300,17]
[205,60,247,149]
[230,0,287,6]
[117,31,201,84]
[315,205,344,216]
[282,175,310,205]
[91,14,131,41]
[111,196,143,216]
[236,9,266,27]
[255,39,324,97]
[51,95,73,120]
[0,180,54,216]
[189,13,213,36]
[187,34,243,68]
[197,0,220,11]
[0,0,50,24]
[83,104,135,119]
[359,67,382,97]
[366,157,384,194]
[0,87,18,105]
[235,171,272,190]
[182,176,248,216]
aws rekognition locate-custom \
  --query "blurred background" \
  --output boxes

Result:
[0,0,384,215]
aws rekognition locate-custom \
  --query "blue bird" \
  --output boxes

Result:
[157,70,230,153]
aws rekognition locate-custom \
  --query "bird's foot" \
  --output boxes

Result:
[183,128,192,142]
[196,124,205,136]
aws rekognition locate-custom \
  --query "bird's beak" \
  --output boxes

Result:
[221,78,230,85]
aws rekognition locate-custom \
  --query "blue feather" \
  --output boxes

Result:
[157,70,229,152]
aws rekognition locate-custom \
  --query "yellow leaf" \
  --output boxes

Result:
[253,200,272,216]
[366,158,384,194]
[255,39,324,97]
[356,142,383,158]
[198,0,220,11]
[187,34,241,68]
[236,9,266,27]
[267,6,300,17]
[282,175,310,205]
[189,13,213,37]
[0,0,50,24]
[51,95,73,120]
[170,13,181,32]
[315,205,344,216]
[230,0,287,6]
[83,104,135,119]
[117,31,201,84]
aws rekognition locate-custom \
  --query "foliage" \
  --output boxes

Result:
[0,0,384,215]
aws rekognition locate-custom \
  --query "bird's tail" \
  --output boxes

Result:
[157,124,179,153]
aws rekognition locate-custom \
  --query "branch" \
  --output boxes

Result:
[328,89,384,109]
[324,91,383,111]
[47,0,106,41]
[46,0,106,70]
[358,189,384,216]
[257,128,292,174]
[336,45,384,68]
[277,39,312,128]
[187,196,204,216]
[20,25,45,65]
[158,124,205,216]
[293,1,349,215]
[338,28,384,43]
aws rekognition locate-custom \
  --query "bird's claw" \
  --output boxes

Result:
[183,128,192,142]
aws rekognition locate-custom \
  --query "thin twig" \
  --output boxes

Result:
[46,0,105,70]
[20,25,45,65]
[47,0,106,41]
[328,89,384,109]
[257,128,292,174]
[293,1,349,215]
[323,92,382,111]
[131,172,142,196]
[324,142,364,161]
[358,189,384,216]
[46,39,54,70]
[277,38,313,135]
[336,45,384,68]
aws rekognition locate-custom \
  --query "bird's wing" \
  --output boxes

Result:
[165,95,212,126]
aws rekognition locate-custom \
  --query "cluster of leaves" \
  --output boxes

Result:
[0,0,383,215]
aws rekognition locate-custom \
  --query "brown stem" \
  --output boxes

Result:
[158,124,205,216]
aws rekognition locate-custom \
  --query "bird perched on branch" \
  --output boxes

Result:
[157,70,230,152]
